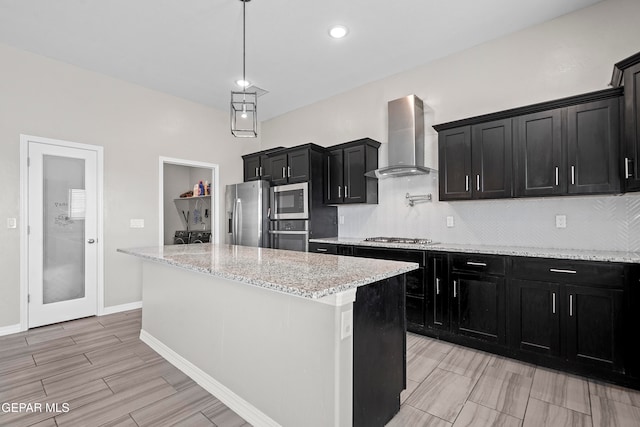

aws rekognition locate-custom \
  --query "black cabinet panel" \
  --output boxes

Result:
[406,295,426,331]
[514,109,565,196]
[269,154,288,185]
[243,155,261,182]
[326,149,344,204]
[438,127,472,200]
[426,253,449,332]
[624,63,640,191]
[324,139,380,204]
[472,119,513,199]
[344,145,366,203]
[287,149,310,183]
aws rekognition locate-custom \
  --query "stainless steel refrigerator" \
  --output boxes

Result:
[225,180,270,247]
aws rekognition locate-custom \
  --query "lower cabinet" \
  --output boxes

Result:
[425,253,449,332]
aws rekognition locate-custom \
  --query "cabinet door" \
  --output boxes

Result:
[567,98,621,194]
[259,154,273,182]
[243,155,261,182]
[426,254,449,332]
[623,62,640,192]
[344,145,366,203]
[509,279,562,358]
[438,127,472,200]
[287,149,310,183]
[325,149,344,204]
[451,273,506,344]
[269,154,288,185]
[514,109,565,196]
[471,119,513,199]
[565,285,624,372]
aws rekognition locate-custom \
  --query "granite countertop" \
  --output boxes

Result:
[118,244,418,299]
[309,237,640,264]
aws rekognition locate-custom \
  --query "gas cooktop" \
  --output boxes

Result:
[364,237,437,245]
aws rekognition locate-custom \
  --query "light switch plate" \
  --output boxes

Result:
[7,218,16,229]
[341,310,353,340]
[555,215,567,229]
[130,219,145,228]
[446,216,455,228]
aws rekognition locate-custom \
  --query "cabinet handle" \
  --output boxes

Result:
[549,268,577,274]
[466,261,487,267]
[255,167,259,177]
[569,294,573,317]
[316,248,328,252]
[259,166,263,176]
[555,167,559,186]
[453,280,457,298]
[476,175,480,191]
[571,166,575,185]
[338,186,341,198]
[287,166,291,177]
[436,278,440,295]
[552,292,556,314]
[345,186,349,198]
[625,157,631,179]
[465,175,469,192]
[282,167,286,178]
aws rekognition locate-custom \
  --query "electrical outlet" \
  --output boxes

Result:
[7,218,16,229]
[555,215,567,229]
[130,219,145,228]
[341,310,353,340]
[446,216,455,228]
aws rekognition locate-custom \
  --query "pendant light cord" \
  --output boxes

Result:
[242,0,246,94]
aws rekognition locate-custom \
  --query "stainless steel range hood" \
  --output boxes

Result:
[365,94,436,179]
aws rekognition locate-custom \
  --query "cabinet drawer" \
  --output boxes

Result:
[352,246,425,266]
[451,253,506,275]
[308,242,338,255]
[511,257,624,287]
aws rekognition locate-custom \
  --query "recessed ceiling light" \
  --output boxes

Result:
[329,25,348,39]
[236,79,251,88]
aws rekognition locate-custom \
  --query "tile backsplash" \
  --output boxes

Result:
[338,174,640,252]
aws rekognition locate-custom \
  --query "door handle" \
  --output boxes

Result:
[338,186,341,198]
[453,280,457,297]
[436,278,440,295]
[569,294,574,317]
[259,166,263,176]
[465,175,469,192]
[552,292,556,314]
[255,167,259,177]
[282,167,286,178]
[345,186,349,198]
[476,175,480,191]
[625,157,631,179]
[87,239,96,244]
[555,167,559,186]
[571,165,575,185]
[287,166,291,177]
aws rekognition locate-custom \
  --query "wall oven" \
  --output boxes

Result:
[269,220,309,252]
[270,182,309,220]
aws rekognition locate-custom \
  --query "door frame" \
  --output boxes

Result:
[20,134,105,331]
[158,157,220,246]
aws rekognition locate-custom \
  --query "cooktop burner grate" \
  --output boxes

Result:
[364,237,436,245]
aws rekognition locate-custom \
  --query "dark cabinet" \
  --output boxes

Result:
[426,253,449,332]
[449,254,506,345]
[437,120,512,201]
[242,148,284,182]
[325,138,380,204]
[510,257,625,374]
[269,148,310,185]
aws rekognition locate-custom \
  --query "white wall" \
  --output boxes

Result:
[0,42,258,328]
[261,0,640,251]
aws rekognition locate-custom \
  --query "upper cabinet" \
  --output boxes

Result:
[269,148,311,185]
[612,52,640,192]
[324,138,380,204]
[437,119,512,201]
[435,88,623,201]
[242,147,283,182]
[243,144,326,185]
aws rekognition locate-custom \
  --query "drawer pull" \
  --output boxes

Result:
[466,261,487,267]
[316,248,328,252]
[549,268,577,274]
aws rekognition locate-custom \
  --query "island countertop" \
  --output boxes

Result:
[118,243,418,299]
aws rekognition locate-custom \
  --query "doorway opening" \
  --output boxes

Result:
[159,157,220,247]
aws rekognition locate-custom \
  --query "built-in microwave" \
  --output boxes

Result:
[270,182,309,220]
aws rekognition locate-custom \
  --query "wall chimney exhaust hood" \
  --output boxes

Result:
[365,94,436,179]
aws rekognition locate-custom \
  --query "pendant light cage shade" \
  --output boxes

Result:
[231,91,258,138]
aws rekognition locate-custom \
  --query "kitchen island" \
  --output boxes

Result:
[118,244,418,427]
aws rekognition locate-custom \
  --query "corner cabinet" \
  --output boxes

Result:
[325,138,380,204]
[435,88,623,201]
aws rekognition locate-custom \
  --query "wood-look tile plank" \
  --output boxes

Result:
[0,354,90,392]
[42,354,146,395]
[0,335,28,351]
[407,348,446,383]
[522,398,592,427]
[410,336,455,356]
[386,404,452,427]
[162,367,197,392]
[589,379,640,408]
[59,316,106,334]
[26,418,58,427]
[24,325,72,346]
[96,310,141,327]
[99,414,139,427]
[103,359,177,393]
[130,384,217,426]
[437,346,491,380]
[401,379,421,405]
[485,355,536,378]
[0,353,35,375]
[0,337,76,362]
[71,319,141,344]
[452,401,522,427]
[54,377,176,427]
[0,381,46,403]
[591,395,640,427]
[201,399,250,427]
[530,367,591,415]
[171,412,216,427]
[405,368,476,423]
[468,367,533,419]
[32,334,122,365]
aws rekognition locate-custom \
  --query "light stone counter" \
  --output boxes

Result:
[310,237,640,264]
[118,243,418,299]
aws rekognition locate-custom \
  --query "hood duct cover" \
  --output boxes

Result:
[365,94,436,179]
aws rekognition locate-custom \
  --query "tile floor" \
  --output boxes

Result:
[1,311,639,426]
[389,332,640,427]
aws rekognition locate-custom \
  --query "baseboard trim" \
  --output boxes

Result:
[99,301,143,316]
[0,323,22,337]
[139,329,279,427]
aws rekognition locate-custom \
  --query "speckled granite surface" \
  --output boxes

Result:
[309,237,640,264]
[118,244,418,299]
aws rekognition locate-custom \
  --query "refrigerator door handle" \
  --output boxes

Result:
[235,198,242,244]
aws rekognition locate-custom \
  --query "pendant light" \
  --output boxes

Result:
[230,0,257,138]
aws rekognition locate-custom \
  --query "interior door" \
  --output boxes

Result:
[28,141,98,327]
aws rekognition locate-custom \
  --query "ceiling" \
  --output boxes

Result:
[0,0,602,120]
